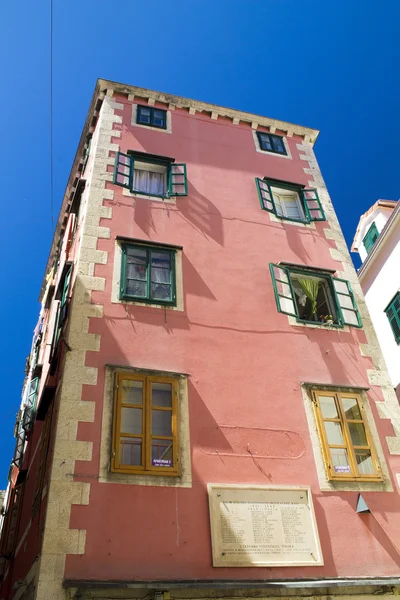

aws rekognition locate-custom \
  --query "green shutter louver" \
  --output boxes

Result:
[256,178,276,213]
[113,152,133,189]
[22,377,40,432]
[363,222,379,253]
[60,265,73,325]
[301,189,326,221]
[385,292,400,344]
[168,163,188,196]
[269,263,298,317]
[332,278,362,328]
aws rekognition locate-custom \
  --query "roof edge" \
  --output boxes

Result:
[98,78,320,143]
[351,200,398,251]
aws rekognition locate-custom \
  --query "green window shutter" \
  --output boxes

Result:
[113,152,134,189]
[168,163,188,196]
[22,377,40,432]
[385,292,400,344]
[255,178,276,213]
[60,265,73,325]
[269,263,298,317]
[82,137,92,174]
[363,222,379,253]
[301,189,326,221]
[332,277,362,328]
[12,429,25,468]
[50,304,61,361]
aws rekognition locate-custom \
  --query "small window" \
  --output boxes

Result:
[385,292,400,344]
[113,152,188,198]
[120,243,176,306]
[137,105,167,129]
[312,390,381,481]
[270,264,362,328]
[257,132,287,155]
[363,222,379,254]
[112,372,179,475]
[256,178,325,223]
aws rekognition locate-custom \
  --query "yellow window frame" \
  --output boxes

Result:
[112,372,180,476]
[312,390,382,482]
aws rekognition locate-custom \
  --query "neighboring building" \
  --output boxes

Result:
[1,80,400,600]
[352,200,400,399]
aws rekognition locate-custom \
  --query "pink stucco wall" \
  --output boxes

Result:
[64,96,400,581]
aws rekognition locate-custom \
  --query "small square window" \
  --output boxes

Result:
[120,243,176,306]
[257,132,287,155]
[385,292,400,344]
[270,264,362,328]
[312,389,382,481]
[137,105,167,129]
[112,372,179,475]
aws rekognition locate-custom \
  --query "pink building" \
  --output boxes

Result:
[1,80,400,600]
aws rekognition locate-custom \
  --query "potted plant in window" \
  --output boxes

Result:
[320,314,334,325]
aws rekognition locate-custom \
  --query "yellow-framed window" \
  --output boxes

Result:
[112,372,179,475]
[312,390,382,482]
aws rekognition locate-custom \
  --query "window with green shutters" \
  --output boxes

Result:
[120,243,176,306]
[363,222,379,253]
[270,264,362,328]
[113,152,188,198]
[385,292,400,344]
[22,377,39,432]
[256,178,325,223]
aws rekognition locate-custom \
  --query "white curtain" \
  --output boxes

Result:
[133,169,165,196]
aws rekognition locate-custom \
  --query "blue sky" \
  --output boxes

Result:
[0,0,399,483]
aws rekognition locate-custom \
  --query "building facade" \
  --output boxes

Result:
[352,200,400,399]
[1,80,400,600]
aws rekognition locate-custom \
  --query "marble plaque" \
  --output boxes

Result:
[208,485,323,567]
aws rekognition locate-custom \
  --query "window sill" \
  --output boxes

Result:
[122,188,177,203]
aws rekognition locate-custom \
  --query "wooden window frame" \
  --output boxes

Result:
[312,389,382,482]
[256,131,287,155]
[384,291,400,344]
[112,372,180,476]
[137,105,167,129]
[363,222,379,254]
[120,243,176,306]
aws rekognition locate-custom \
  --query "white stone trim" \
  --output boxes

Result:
[301,385,392,492]
[111,240,184,311]
[122,187,176,204]
[99,366,192,487]
[131,103,172,134]
[252,129,292,160]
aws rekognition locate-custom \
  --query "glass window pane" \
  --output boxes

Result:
[325,421,344,445]
[127,247,147,263]
[331,448,351,474]
[151,283,172,301]
[339,294,354,310]
[126,280,147,297]
[121,407,142,434]
[276,280,291,298]
[273,266,289,283]
[355,450,375,475]
[138,107,151,123]
[151,439,173,467]
[333,280,349,295]
[152,409,172,436]
[152,382,172,407]
[121,380,143,405]
[319,396,338,418]
[342,397,362,420]
[120,437,142,465]
[341,309,358,325]
[127,262,147,280]
[348,422,368,446]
